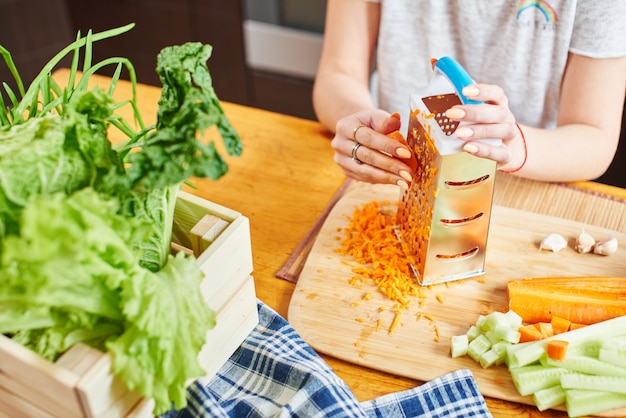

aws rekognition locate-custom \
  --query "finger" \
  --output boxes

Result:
[462,83,509,106]
[456,122,518,143]
[447,103,515,125]
[337,154,411,189]
[462,141,513,165]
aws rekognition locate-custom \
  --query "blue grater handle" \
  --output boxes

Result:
[434,57,481,105]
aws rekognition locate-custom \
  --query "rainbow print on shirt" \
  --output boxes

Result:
[516,0,558,23]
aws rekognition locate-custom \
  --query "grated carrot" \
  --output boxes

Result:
[337,198,444,335]
[389,310,403,334]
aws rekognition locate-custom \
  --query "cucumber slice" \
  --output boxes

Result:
[545,355,626,377]
[561,373,626,394]
[599,348,626,368]
[565,389,626,418]
[466,325,480,341]
[451,334,469,358]
[509,364,570,396]
[468,334,492,362]
[479,348,501,369]
[532,385,566,411]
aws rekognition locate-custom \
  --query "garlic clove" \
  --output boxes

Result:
[575,229,595,254]
[539,233,568,253]
[593,236,618,256]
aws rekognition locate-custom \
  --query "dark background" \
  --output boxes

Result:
[1,0,624,187]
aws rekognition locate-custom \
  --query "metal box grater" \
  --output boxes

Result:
[396,57,501,286]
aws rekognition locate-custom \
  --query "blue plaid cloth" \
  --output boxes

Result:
[162,301,492,418]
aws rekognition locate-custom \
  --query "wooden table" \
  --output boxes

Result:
[53,69,626,417]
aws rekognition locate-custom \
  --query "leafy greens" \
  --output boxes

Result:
[0,24,242,414]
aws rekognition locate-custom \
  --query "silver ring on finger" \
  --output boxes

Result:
[352,125,365,142]
[351,142,363,164]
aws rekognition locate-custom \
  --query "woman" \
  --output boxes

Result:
[313,1,626,188]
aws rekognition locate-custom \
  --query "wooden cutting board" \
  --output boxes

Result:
[288,181,626,416]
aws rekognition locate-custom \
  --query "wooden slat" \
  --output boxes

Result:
[0,336,83,416]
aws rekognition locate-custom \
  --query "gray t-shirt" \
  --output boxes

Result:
[371,0,626,131]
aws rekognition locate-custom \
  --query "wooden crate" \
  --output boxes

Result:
[0,191,257,417]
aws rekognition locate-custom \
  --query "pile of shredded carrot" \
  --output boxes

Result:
[336,199,433,334]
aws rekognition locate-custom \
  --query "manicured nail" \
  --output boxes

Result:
[396,147,412,158]
[390,112,401,120]
[455,127,473,138]
[462,85,480,97]
[445,108,465,119]
[399,170,413,182]
[397,179,409,190]
[463,143,479,154]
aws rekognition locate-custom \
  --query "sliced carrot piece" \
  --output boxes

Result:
[534,322,554,339]
[568,322,587,331]
[550,315,571,335]
[546,340,569,361]
[518,324,544,343]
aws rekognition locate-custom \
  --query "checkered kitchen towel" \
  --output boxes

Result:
[162,301,492,418]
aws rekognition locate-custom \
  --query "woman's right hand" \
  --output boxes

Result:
[332,110,416,189]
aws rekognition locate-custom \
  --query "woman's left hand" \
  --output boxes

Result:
[445,83,527,172]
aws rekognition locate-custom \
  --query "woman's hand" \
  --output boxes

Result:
[332,110,416,188]
[445,83,527,173]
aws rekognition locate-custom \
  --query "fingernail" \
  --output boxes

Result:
[399,170,413,182]
[396,147,412,159]
[455,127,473,138]
[397,179,409,190]
[462,85,480,97]
[390,112,401,120]
[463,143,479,154]
[445,108,465,119]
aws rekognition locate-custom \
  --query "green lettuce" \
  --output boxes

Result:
[0,26,240,414]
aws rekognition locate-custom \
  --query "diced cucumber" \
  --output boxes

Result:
[450,334,469,358]
[545,355,626,377]
[479,348,501,368]
[502,309,523,328]
[494,323,521,344]
[466,325,480,341]
[509,364,570,396]
[565,389,626,418]
[532,385,566,411]
[468,334,492,362]
[561,372,626,394]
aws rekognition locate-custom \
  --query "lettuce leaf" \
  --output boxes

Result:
[0,188,214,413]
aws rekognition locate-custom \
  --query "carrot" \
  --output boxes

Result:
[518,324,544,343]
[568,322,587,330]
[546,340,569,361]
[535,322,554,339]
[550,315,571,335]
[507,276,626,325]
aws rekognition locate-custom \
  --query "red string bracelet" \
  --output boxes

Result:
[499,123,527,174]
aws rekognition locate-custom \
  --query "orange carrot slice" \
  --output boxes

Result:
[546,340,569,361]
[518,324,544,343]
[550,315,571,335]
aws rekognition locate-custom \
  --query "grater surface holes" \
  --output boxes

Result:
[422,93,463,136]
